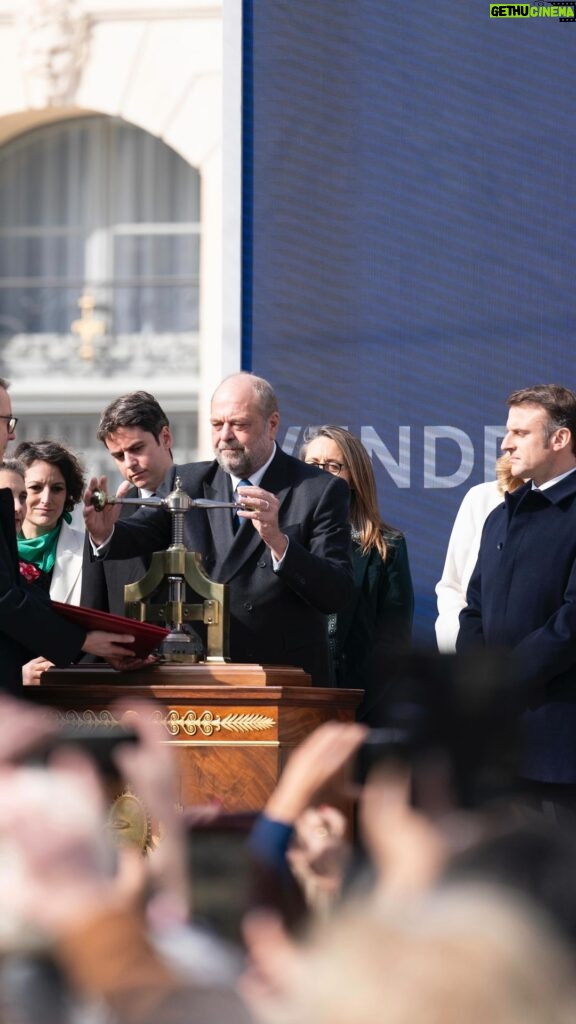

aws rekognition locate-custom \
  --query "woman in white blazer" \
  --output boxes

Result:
[435,455,524,652]
[15,439,85,606]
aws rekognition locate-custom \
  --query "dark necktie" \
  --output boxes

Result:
[233,478,252,533]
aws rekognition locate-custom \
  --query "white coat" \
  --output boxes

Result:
[49,518,85,606]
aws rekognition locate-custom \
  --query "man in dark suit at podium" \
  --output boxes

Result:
[84,373,354,684]
[81,391,174,616]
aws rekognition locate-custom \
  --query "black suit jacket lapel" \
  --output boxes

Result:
[335,544,370,646]
[206,468,261,580]
[260,450,293,512]
[205,468,236,555]
[0,488,18,571]
[208,451,292,582]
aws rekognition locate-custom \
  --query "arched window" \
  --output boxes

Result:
[0,116,200,341]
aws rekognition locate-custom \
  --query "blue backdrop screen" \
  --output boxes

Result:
[242,0,576,643]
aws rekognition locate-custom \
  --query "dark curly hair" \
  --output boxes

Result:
[14,440,85,513]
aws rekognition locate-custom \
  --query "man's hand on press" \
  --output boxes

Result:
[83,476,130,547]
[236,484,288,560]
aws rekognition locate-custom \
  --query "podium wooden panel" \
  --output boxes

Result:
[28,664,363,812]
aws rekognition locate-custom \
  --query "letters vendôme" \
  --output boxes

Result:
[282,426,507,490]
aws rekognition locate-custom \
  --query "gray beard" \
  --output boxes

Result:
[215,449,252,477]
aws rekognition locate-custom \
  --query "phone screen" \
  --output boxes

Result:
[186,812,257,947]
[22,725,139,783]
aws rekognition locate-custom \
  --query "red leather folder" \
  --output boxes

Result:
[52,602,169,658]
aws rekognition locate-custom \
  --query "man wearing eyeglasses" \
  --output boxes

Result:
[0,377,142,691]
[0,388,17,450]
[84,372,354,684]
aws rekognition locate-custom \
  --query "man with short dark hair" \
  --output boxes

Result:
[81,391,174,615]
[84,372,353,684]
[95,390,173,477]
[458,383,576,808]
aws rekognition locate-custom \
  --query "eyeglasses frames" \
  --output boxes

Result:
[0,415,17,433]
[305,459,344,476]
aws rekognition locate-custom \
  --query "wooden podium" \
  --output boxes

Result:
[30,664,363,812]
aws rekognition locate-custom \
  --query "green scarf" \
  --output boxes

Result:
[17,511,71,574]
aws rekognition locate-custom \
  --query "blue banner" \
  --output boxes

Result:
[242,0,576,642]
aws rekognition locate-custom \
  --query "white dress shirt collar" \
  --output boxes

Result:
[533,466,576,492]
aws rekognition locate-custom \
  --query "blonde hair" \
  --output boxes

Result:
[271,885,576,1024]
[495,454,524,496]
[301,426,400,561]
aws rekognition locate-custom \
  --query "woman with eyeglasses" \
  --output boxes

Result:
[301,426,414,724]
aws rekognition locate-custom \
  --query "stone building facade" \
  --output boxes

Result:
[0,0,229,482]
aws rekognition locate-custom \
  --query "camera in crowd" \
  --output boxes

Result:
[355,649,521,810]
